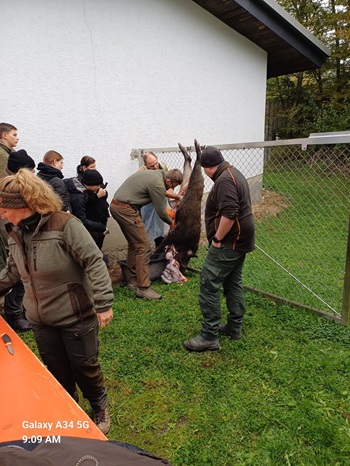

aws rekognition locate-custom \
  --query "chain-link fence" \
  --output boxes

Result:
[137,132,350,324]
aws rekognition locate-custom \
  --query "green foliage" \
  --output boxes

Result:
[267,1,350,138]
[314,101,350,133]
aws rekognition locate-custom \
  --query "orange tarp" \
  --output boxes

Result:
[0,317,106,443]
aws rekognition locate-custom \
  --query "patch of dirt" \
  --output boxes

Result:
[108,262,124,285]
[252,188,290,221]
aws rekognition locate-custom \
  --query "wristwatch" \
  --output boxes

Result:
[212,236,221,244]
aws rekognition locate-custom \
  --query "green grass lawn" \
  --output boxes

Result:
[245,166,350,316]
[21,164,350,464]
[22,274,350,466]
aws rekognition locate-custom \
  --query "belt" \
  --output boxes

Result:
[112,200,135,209]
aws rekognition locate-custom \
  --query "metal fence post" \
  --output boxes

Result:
[342,215,350,325]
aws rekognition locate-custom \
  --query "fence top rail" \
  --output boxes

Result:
[137,132,350,155]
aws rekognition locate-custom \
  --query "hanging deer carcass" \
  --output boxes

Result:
[155,139,204,274]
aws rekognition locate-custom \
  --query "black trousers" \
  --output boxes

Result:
[31,316,107,413]
[4,280,25,319]
[89,231,105,250]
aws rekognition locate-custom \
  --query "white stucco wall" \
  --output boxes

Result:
[1,0,267,197]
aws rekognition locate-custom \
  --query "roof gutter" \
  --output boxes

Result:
[235,0,330,74]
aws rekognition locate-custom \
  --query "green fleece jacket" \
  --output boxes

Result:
[0,211,114,327]
[113,170,172,225]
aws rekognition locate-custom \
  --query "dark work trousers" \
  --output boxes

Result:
[90,231,105,250]
[110,203,152,288]
[199,244,247,340]
[4,280,25,319]
[31,316,107,413]
[0,233,25,321]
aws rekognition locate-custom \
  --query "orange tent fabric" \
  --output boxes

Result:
[0,317,106,443]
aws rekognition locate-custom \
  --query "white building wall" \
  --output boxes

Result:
[1,0,267,196]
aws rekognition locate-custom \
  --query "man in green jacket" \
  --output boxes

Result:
[0,122,19,173]
[137,151,181,244]
[111,168,183,300]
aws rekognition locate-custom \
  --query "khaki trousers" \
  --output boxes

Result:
[110,203,152,288]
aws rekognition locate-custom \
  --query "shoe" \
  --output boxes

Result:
[93,408,111,435]
[7,316,32,332]
[183,335,220,352]
[218,324,242,340]
[102,254,110,267]
[127,280,138,291]
[136,287,162,300]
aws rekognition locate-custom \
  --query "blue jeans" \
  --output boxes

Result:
[199,244,246,340]
[141,203,168,244]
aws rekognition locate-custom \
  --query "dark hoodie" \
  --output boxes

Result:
[37,162,71,212]
[64,177,107,233]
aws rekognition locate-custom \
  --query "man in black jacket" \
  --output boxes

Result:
[184,146,255,352]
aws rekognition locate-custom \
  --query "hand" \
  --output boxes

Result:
[211,236,221,248]
[97,308,113,329]
[97,188,107,198]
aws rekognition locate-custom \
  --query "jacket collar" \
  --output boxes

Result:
[72,177,86,193]
[37,162,64,179]
[6,212,50,236]
[0,143,11,155]
[211,161,230,182]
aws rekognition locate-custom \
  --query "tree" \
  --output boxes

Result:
[266,0,350,139]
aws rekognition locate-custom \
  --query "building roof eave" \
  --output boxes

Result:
[192,0,331,78]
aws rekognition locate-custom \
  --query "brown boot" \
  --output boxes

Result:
[127,280,138,291]
[136,287,162,300]
[93,407,111,435]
